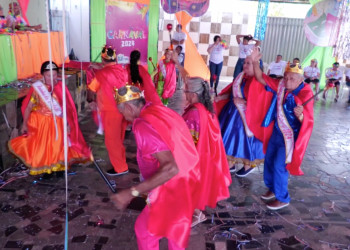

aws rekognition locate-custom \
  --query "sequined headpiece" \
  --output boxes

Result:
[285,62,303,75]
[114,85,143,104]
[101,45,116,61]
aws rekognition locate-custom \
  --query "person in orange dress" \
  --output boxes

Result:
[8,61,91,177]
[88,46,129,176]
[125,50,162,105]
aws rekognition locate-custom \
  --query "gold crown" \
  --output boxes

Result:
[114,85,143,104]
[285,62,303,75]
[101,45,116,61]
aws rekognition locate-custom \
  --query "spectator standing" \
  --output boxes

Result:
[233,34,261,79]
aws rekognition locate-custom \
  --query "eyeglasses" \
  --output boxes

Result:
[289,64,302,69]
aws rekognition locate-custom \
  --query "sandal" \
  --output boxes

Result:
[191,211,207,227]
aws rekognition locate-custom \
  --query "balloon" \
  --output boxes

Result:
[304,0,341,47]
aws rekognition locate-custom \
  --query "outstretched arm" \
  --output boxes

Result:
[251,47,266,85]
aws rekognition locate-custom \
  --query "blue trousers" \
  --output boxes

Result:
[209,61,223,91]
[264,130,291,203]
[233,58,245,79]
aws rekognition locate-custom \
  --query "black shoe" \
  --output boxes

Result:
[229,165,236,173]
[55,171,65,178]
[106,169,129,176]
[40,173,53,180]
[347,99,350,104]
[235,167,255,177]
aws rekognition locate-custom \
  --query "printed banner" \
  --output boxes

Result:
[106,0,149,65]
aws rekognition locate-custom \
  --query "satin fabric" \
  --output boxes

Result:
[183,103,231,210]
[217,75,265,165]
[9,82,90,175]
[246,74,314,175]
[154,60,176,99]
[136,103,200,249]
[21,81,91,157]
[88,64,128,172]
[125,64,162,105]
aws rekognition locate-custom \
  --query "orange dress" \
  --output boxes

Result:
[9,84,90,175]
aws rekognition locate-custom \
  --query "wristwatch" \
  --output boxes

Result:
[130,187,140,197]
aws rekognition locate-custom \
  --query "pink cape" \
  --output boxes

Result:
[192,103,231,209]
[138,103,200,248]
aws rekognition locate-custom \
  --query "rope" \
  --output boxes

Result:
[45,0,59,141]
[60,0,69,249]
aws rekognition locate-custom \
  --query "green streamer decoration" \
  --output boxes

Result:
[147,0,160,74]
[0,35,17,85]
[90,0,106,63]
[302,46,334,89]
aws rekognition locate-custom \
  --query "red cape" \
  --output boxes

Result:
[94,64,128,112]
[21,81,91,157]
[193,103,231,209]
[125,64,162,105]
[215,75,253,116]
[246,75,314,175]
[155,60,177,99]
[139,104,200,248]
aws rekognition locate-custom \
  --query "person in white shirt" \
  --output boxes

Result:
[172,24,187,60]
[304,59,320,98]
[207,35,228,96]
[267,55,286,78]
[345,66,350,104]
[233,34,261,79]
[323,62,342,102]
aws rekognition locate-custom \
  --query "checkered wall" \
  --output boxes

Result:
[158,9,257,76]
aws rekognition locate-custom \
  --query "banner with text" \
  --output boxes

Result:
[106,0,149,65]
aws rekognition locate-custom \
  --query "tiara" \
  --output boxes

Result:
[44,63,58,70]
[285,62,303,75]
[114,85,143,104]
[101,45,116,61]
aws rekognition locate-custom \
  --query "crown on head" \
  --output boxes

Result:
[285,62,303,75]
[114,85,143,104]
[101,45,116,61]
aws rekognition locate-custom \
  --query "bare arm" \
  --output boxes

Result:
[253,38,261,47]
[171,39,179,45]
[111,150,179,210]
[236,35,245,44]
[21,101,33,134]
[172,52,188,81]
[251,47,266,85]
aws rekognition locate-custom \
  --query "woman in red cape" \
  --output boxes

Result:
[125,50,162,105]
[9,61,91,176]
[182,77,231,227]
[154,49,176,106]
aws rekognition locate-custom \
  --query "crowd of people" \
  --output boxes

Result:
[5,10,350,248]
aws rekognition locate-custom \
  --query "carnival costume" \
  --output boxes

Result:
[183,103,231,210]
[217,72,265,167]
[154,59,176,105]
[115,86,200,249]
[88,49,129,173]
[247,64,314,203]
[9,81,91,175]
[125,64,162,105]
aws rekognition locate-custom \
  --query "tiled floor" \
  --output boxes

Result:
[0,79,350,250]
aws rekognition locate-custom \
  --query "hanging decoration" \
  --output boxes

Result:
[332,0,350,60]
[254,0,270,41]
[161,0,209,17]
[303,0,341,47]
